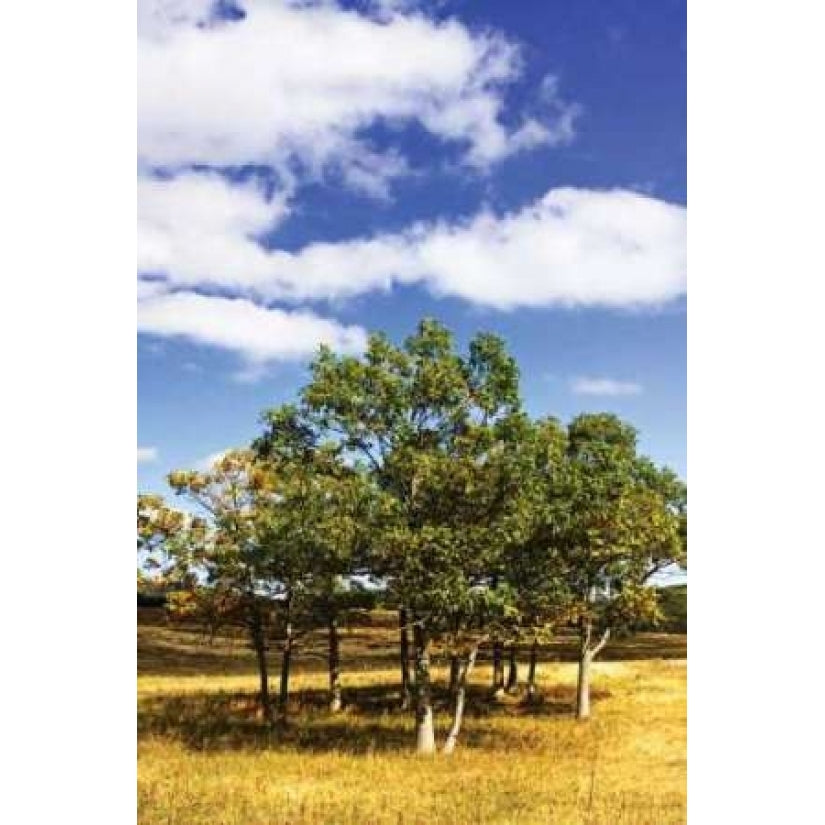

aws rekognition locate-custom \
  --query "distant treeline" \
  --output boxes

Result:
[137,584,687,631]
[653,584,687,633]
[137,591,167,608]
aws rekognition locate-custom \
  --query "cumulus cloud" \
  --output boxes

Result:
[135,2,683,374]
[140,185,686,310]
[137,288,368,369]
[571,377,643,396]
[138,446,159,463]
[138,0,577,183]
[138,173,292,291]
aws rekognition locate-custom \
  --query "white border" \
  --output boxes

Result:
[3,1,824,822]
[1,2,135,823]
[689,1,824,821]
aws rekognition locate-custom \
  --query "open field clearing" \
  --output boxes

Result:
[138,611,686,825]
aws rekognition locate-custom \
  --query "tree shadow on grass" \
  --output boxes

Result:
[140,689,418,754]
[138,681,609,754]
[429,683,611,720]
[137,638,261,677]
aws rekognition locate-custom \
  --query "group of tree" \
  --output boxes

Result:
[137,319,686,755]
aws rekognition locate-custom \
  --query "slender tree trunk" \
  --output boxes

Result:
[249,604,273,724]
[328,614,342,713]
[526,639,538,701]
[278,596,293,718]
[443,644,480,755]
[576,621,609,720]
[448,654,460,699]
[413,619,436,755]
[576,618,591,719]
[399,607,412,710]
[491,641,505,697]
[576,648,592,719]
[506,645,519,693]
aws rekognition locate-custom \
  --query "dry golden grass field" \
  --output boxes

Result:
[138,609,686,825]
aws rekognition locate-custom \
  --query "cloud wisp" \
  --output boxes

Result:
[570,377,644,397]
[137,446,159,464]
[195,448,231,471]
[137,288,368,374]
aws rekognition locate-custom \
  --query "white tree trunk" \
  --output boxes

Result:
[442,644,480,755]
[576,624,609,720]
[328,615,342,713]
[413,621,436,754]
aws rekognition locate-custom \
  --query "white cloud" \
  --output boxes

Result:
[141,186,686,310]
[135,3,682,375]
[138,0,216,36]
[138,0,577,183]
[138,172,292,291]
[195,448,230,470]
[137,288,368,368]
[570,377,643,397]
[138,446,159,463]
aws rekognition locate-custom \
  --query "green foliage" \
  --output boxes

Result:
[138,318,687,735]
[297,318,526,646]
[651,585,687,632]
[546,414,686,649]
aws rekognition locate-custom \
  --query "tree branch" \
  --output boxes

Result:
[591,628,611,658]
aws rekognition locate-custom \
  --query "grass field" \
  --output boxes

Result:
[138,609,686,825]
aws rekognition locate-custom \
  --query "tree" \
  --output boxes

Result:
[551,414,686,720]
[301,319,525,754]
[164,451,282,724]
[137,492,203,602]
[479,416,572,702]
[254,404,380,716]
[310,579,377,712]
[138,493,190,563]
[165,584,241,645]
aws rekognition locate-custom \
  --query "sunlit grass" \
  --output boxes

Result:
[138,613,686,825]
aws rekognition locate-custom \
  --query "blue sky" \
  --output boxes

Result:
[138,0,686,495]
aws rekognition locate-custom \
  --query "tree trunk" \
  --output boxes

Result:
[278,597,293,718]
[399,607,412,710]
[576,620,609,720]
[249,604,273,724]
[491,641,504,697]
[448,654,460,699]
[413,620,436,754]
[506,645,519,693]
[576,648,592,720]
[526,639,538,701]
[443,644,480,755]
[328,614,342,713]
